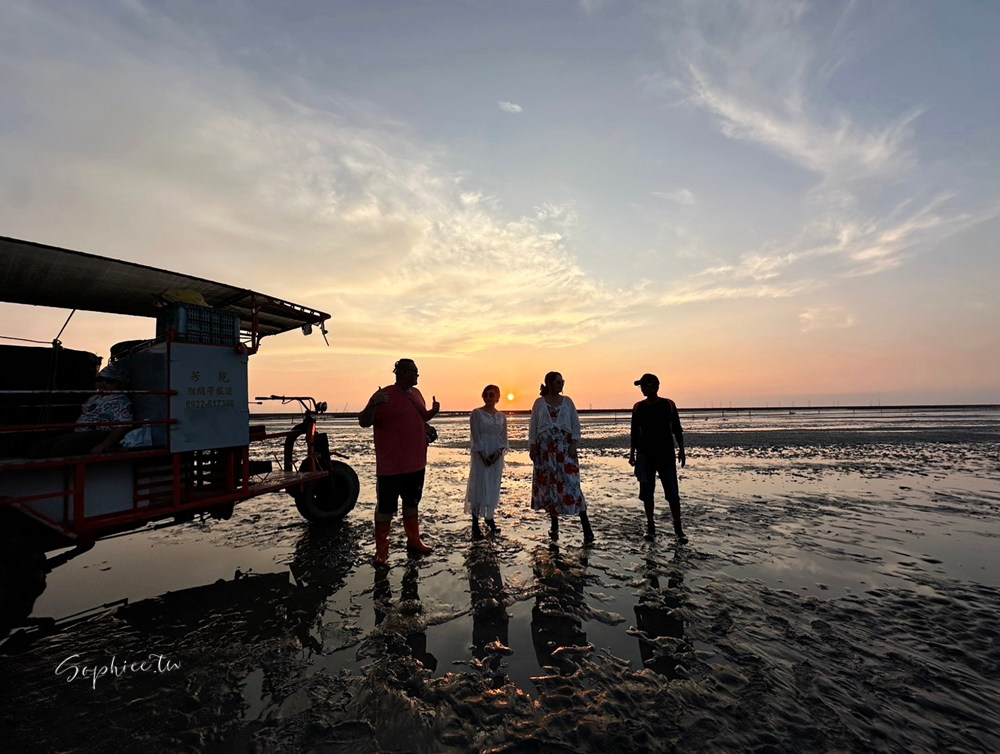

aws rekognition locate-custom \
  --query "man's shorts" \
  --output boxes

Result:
[376,469,426,515]
[635,453,680,505]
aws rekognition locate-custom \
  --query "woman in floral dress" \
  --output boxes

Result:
[465,384,508,540]
[529,372,594,543]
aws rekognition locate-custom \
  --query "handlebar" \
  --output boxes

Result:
[254,395,328,414]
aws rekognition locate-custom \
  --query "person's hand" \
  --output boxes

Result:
[372,387,390,406]
[628,451,636,467]
[529,444,539,462]
[431,395,440,412]
[678,448,686,468]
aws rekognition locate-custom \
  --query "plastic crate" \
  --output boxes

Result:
[156,304,241,346]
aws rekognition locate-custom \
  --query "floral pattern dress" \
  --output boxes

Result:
[530,399,586,516]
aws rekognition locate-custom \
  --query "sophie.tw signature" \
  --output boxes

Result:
[55,653,180,689]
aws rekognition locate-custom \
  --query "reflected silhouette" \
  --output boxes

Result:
[0,545,47,638]
[0,521,364,753]
[0,532,95,639]
[633,553,687,678]
[372,561,438,671]
[1,521,361,654]
[285,521,363,655]
[530,544,589,671]
[467,543,510,668]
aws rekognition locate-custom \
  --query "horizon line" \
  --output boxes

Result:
[250,402,1000,417]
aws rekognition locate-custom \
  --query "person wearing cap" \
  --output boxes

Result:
[629,373,687,543]
[29,363,135,457]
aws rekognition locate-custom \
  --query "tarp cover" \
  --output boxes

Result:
[0,236,329,338]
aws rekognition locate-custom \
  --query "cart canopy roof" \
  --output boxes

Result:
[0,236,329,339]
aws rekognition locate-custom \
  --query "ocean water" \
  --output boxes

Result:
[2,406,998,752]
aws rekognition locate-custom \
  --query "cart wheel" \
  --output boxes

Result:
[293,459,360,522]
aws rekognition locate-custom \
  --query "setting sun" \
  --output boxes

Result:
[506,393,515,401]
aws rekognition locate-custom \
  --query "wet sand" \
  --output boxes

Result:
[2,410,999,752]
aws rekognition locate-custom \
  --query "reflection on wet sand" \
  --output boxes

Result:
[0,521,363,752]
[530,545,590,672]
[371,562,438,671]
[632,553,688,679]
[467,543,511,675]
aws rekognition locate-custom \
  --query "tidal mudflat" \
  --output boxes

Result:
[2,408,998,753]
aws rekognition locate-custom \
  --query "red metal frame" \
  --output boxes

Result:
[1,430,328,548]
[1,389,329,549]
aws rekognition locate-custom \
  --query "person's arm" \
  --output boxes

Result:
[567,398,581,459]
[358,388,389,427]
[92,427,129,454]
[499,414,508,459]
[629,404,639,466]
[413,388,439,421]
[427,395,441,420]
[671,399,685,467]
[471,410,490,466]
[528,399,541,461]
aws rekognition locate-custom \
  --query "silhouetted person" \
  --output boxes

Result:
[529,371,594,544]
[28,363,133,457]
[359,358,440,564]
[629,373,687,542]
[465,384,508,540]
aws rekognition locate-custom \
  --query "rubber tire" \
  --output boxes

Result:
[293,459,360,522]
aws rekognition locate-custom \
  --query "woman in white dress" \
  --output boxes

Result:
[465,385,508,540]
[529,371,594,544]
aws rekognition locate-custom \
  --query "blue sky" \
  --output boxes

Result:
[1,0,998,408]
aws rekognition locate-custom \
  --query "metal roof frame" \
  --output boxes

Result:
[0,236,330,348]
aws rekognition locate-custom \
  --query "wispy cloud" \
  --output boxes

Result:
[658,1,918,188]
[692,193,965,290]
[0,2,645,356]
[683,60,920,187]
[497,101,523,113]
[645,0,987,308]
[579,0,607,16]
[653,188,696,206]
[798,307,855,332]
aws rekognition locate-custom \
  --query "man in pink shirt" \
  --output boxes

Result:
[359,358,440,564]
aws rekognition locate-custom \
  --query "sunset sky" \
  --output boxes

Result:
[2,1,998,411]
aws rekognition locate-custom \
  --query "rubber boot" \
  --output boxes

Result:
[580,511,595,545]
[374,520,391,565]
[549,515,559,541]
[485,518,499,535]
[403,514,434,554]
[472,516,484,541]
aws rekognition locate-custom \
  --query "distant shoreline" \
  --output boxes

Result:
[252,403,1000,418]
